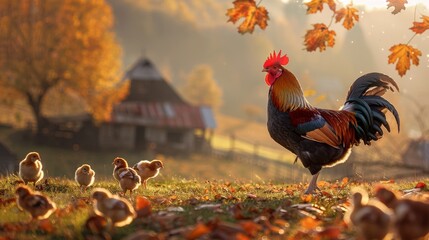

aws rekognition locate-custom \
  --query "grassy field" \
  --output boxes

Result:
[0,175,428,239]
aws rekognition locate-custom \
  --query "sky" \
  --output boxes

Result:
[107,0,429,137]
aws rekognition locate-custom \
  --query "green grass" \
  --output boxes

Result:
[0,175,427,239]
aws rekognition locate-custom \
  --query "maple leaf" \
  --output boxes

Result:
[410,15,429,34]
[387,0,407,14]
[335,6,359,30]
[304,23,336,52]
[388,44,421,76]
[305,0,336,14]
[226,0,269,34]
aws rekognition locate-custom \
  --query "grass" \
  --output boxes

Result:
[0,175,428,239]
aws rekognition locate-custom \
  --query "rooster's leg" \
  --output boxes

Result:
[304,172,320,194]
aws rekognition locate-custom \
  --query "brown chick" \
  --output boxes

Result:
[113,157,141,197]
[133,159,163,189]
[376,186,429,240]
[19,152,44,186]
[75,164,95,191]
[91,188,136,227]
[344,187,392,240]
[15,185,57,221]
[112,157,128,182]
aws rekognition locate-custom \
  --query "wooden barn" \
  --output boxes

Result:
[98,58,216,152]
[402,137,429,171]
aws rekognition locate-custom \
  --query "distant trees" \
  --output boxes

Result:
[180,64,223,110]
[0,0,127,135]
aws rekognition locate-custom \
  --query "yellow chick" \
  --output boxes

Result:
[15,185,57,221]
[133,159,163,189]
[113,157,141,197]
[91,188,136,227]
[376,186,429,240]
[19,152,44,186]
[344,187,392,240]
[75,164,95,191]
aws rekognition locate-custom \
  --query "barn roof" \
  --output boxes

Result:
[124,58,164,81]
[112,102,216,129]
[115,57,217,129]
[123,58,185,103]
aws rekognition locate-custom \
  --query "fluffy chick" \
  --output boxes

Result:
[19,152,44,186]
[91,188,136,227]
[376,186,429,240]
[112,157,128,182]
[113,157,141,197]
[75,164,95,191]
[344,187,392,240]
[15,185,57,221]
[133,159,163,189]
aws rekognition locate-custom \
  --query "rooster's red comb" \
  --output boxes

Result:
[263,50,289,68]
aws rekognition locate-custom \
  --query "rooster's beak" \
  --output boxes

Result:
[262,68,268,72]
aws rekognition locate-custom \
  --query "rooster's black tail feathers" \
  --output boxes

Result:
[342,73,400,145]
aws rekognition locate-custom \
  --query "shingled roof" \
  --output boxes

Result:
[123,58,185,103]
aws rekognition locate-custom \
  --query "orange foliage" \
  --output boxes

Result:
[410,15,429,34]
[304,23,336,52]
[388,44,421,77]
[0,0,125,125]
[335,6,359,30]
[226,0,269,34]
[305,0,336,14]
[387,0,408,14]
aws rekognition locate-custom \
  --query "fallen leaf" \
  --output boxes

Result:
[226,0,269,34]
[38,219,54,233]
[304,23,336,52]
[388,44,421,76]
[341,177,349,186]
[186,223,211,240]
[136,196,151,210]
[299,217,320,230]
[239,221,262,236]
[305,0,336,14]
[300,194,313,203]
[335,6,359,30]
[136,196,152,217]
[410,15,429,34]
[387,0,408,14]
[415,182,427,189]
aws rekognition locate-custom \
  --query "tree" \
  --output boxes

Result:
[180,64,223,109]
[0,0,127,135]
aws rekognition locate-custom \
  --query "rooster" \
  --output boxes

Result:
[263,50,400,194]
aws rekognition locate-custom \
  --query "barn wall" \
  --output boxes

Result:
[99,124,136,149]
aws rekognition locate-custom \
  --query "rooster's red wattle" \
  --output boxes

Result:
[263,50,400,194]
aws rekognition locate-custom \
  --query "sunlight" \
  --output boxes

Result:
[336,0,429,10]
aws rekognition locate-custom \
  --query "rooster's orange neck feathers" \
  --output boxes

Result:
[270,68,312,112]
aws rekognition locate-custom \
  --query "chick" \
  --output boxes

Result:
[344,187,392,240]
[15,185,57,221]
[112,157,128,182]
[91,188,136,227]
[19,152,44,186]
[376,186,429,240]
[75,164,95,191]
[113,157,141,197]
[133,159,163,189]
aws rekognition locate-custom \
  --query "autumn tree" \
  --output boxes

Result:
[0,0,127,135]
[180,64,223,110]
